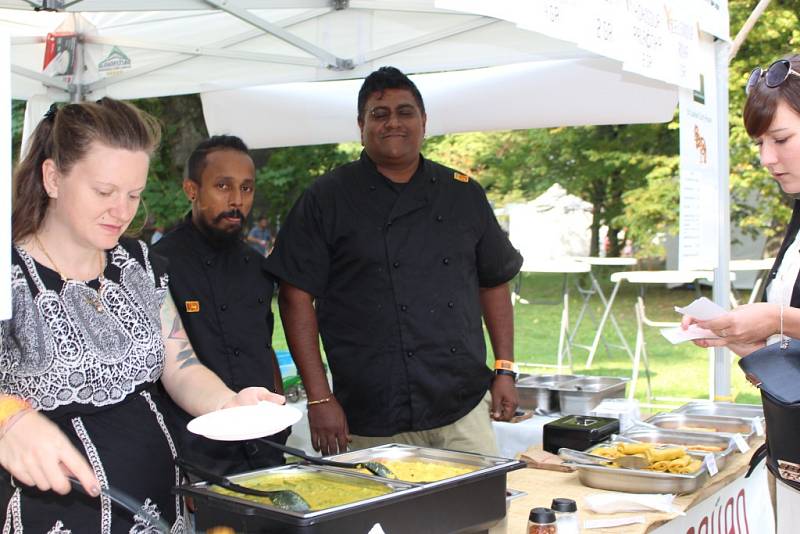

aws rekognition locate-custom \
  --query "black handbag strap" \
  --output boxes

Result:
[745,442,768,478]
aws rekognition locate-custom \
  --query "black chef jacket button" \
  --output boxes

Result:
[400,304,408,312]
[450,346,457,353]
[205,260,212,267]
[448,301,454,308]
[244,256,250,263]
[386,221,393,228]
[258,297,265,304]
[369,185,376,191]
[430,176,437,183]
[436,215,443,222]
[233,348,241,357]
[442,257,450,265]
[393,261,400,268]
[220,304,228,311]
[406,351,414,357]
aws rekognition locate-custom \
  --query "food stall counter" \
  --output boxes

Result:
[503,440,767,533]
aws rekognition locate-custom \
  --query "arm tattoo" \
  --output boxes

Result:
[162,294,201,369]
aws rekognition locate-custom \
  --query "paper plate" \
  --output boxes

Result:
[187,402,303,441]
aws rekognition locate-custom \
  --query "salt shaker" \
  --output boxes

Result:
[550,498,579,534]
[528,507,557,534]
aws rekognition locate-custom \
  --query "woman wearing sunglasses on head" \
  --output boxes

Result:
[0,98,284,532]
[681,54,800,531]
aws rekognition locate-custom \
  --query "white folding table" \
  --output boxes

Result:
[512,259,591,373]
[586,270,724,402]
[567,256,638,368]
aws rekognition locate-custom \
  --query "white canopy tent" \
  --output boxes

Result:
[0,0,734,397]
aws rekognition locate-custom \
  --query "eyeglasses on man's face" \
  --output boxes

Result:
[367,104,420,122]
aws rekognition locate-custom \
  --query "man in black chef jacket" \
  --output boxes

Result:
[153,135,287,473]
[265,66,523,456]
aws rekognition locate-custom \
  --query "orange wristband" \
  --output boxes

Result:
[494,360,515,371]
[307,396,333,406]
[0,396,30,425]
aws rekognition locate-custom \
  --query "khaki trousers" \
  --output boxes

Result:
[349,391,499,456]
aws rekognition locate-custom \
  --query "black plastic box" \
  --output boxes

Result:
[542,414,620,454]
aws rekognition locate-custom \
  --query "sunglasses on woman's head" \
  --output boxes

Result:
[746,59,800,95]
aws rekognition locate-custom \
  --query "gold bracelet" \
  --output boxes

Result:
[307,396,333,406]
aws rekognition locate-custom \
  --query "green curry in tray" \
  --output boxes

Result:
[211,471,393,511]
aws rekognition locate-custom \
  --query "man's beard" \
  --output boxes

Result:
[196,209,246,249]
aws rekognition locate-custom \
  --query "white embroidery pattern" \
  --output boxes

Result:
[140,390,185,529]
[2,489,21,534]
[72,417,112,534]
[46,521,71,534]
[1,244,167,411]
[130,499,161,534]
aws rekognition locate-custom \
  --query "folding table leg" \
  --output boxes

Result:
[556,275,569,372]
[586,280,622,368]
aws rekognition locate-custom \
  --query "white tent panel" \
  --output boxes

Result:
[202,57,677,149]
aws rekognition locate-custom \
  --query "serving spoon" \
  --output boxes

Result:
[558,448,650,470]
[174,458,311,513]
[258,439,398,479]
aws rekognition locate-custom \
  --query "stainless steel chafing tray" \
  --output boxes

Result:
[327,443,524,487]
[622,427,735,471]
[645,413,758,444]
[556,376,628,415]
[672,401,764,421]
[569,442,712,494]
[177,445,525,534]
[516,374,579,414]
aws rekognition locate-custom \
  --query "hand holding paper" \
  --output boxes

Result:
[661,297,727,344]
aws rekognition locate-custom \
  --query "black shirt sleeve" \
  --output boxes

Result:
[471,183,523,287]
[265,187,331,297]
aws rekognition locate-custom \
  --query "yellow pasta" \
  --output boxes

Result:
[645,447,686,463]
[669,459,703,474]
[616,442,655,455]
[667,455,691,469]
[647,460,670,472]
[592,447,622,459]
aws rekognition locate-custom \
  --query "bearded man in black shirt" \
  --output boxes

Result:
[153,135,287,473]
[266,67,523,456]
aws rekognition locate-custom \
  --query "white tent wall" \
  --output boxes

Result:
[202,57,677,149]
[0,0,734,397]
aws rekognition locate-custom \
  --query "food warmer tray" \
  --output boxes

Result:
[177,445,525,533]
[672,401,764,422]
[569,442,712,494]
[516,374,579,414]
[621,427,735,471]
[645,413,758,444]
[555,376,628,416]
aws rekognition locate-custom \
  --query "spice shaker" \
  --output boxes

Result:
[528,507,557,534]
[551,498,578,534]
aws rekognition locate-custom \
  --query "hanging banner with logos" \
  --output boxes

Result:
[678,33,718,271]
[649,460,774,534]
[1,32,10,320]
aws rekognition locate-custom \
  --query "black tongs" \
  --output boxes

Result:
[258,439,397,479]
[175,458,310,513]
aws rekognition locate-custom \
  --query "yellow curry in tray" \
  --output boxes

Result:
[591,442,704,474]
[211,471,393,511]
[358,459,479,482]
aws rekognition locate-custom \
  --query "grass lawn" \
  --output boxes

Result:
[271,268,761,407]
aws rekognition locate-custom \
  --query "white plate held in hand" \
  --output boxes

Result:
[187,401,302,441]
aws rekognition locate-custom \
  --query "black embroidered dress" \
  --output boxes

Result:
[0,238,185,533]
